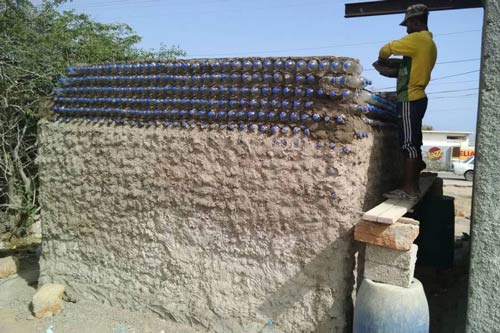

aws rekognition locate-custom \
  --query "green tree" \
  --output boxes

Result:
[422,125,434,130]
[0,0,185,235]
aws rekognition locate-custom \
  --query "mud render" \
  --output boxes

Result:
[37,122,400,332]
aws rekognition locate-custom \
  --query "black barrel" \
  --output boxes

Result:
[413,195,455,268]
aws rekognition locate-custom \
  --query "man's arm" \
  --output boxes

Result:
[379,34,418,60]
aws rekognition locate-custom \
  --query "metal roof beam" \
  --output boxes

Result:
[345,0,484,18]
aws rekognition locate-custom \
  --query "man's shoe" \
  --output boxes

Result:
[383,189,405,199]
[383,189,420,200]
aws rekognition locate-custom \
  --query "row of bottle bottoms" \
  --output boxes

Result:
[54,94,395,113]
[53,116,360,142]
[53,105,388,122]
[54,116,368,143]
[66,59,364,75]
[53,92,356,109]
[53,94,396,112]
[54,87,355,104]
[52,106,348,124]
[55,77,370,95]
[55,85,324,98]
[58,73,371,88]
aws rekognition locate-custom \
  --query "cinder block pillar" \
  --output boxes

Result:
[466,1,500,332]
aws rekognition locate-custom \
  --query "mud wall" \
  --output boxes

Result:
[38,120,399,332]
[38,56,401,332]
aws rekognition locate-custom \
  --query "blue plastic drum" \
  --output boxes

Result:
[353,278,429,333]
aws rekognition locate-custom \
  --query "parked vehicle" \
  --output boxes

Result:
[452,156,475,181]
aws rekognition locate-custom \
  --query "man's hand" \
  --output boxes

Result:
[372,58,400,78]
[377,57,390,66]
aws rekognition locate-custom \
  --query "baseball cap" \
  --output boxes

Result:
[400,4,429,26]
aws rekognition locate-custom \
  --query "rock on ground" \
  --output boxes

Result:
[0,256,19,278]
[32,283,65,318]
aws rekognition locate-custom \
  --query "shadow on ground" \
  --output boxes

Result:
[0,243,40,288]
[415,235,470,333]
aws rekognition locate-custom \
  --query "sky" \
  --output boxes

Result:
[38,0,484,134]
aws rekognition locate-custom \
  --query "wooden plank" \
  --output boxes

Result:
[377,199,417,224]
[363,198,400,222]
[345,0,483,18]
[362,174,437,224]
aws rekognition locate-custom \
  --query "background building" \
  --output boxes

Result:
[422,130,475,170]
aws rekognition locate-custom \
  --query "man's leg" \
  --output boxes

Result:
[386,99,426,199]
[401,98,428,194]
[414,98,428,190]
[402,157,419,194]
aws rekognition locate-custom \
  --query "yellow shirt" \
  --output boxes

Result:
[379,31,437,102]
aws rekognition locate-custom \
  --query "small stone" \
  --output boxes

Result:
[32,284,65,319]
[29,221,42,238]
[0,256,19,278]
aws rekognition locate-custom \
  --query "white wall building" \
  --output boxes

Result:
[422,130,475,170]
[422,130,472,149]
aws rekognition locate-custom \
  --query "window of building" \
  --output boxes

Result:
[447,135,466,140]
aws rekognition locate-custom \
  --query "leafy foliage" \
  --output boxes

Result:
[0,0,185,235]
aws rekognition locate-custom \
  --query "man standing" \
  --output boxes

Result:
[377,4,437,200]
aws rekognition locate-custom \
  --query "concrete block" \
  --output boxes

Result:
[354,218,419,250]
[0,256,19,278]
[32,283,65,318]
[364,260,416,288]
[365,244,418,270]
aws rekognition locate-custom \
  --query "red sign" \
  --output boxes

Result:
[459,149,475,160]
[427,146,443,161]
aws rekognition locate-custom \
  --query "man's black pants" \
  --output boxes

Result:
[396,97,428,159]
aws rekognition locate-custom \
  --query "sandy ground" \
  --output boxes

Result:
[0,174,473,333]
[0,247,205,333]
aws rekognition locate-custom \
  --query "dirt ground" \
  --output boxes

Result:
[0,175,473,333]
[0,244,205,333]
